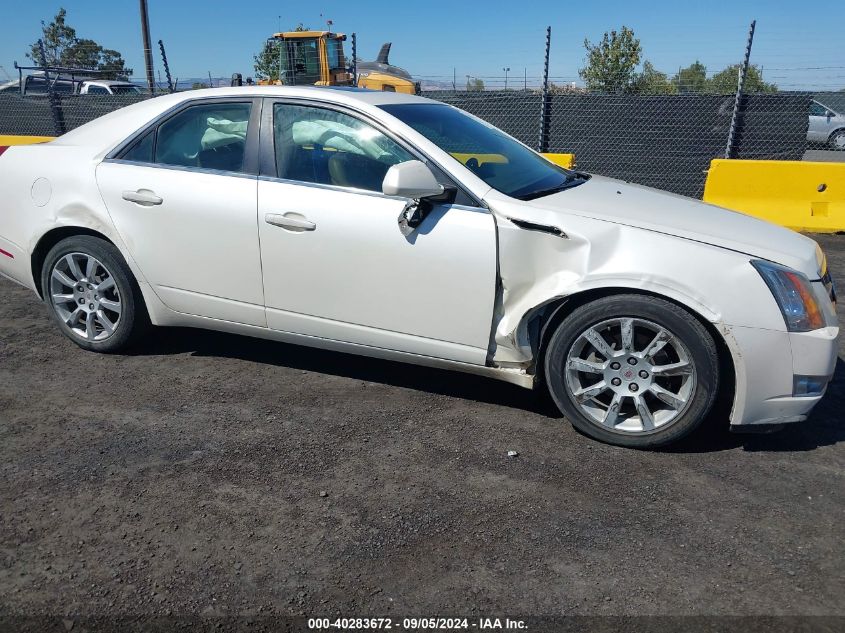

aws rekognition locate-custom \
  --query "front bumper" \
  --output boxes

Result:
[726,323,839,427]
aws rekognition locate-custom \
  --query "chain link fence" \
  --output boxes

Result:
[1,25,842,201]
[423,89,811,198]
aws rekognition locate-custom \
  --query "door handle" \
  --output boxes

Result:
[265,212,316,232]
[122,189,163,206]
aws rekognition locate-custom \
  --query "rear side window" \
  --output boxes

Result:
[154,102,251,172]
[122,130,154,163]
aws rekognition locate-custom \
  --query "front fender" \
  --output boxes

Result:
[490,213,784,366]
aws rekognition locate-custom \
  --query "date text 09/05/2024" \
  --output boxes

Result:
[307,617,528,630]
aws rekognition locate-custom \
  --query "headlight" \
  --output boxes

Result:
[751,260,824,332]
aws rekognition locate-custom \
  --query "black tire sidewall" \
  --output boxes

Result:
[40,236,144,353]
[544,294,720,449]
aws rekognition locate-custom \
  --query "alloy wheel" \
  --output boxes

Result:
[49,252,122,341]
[564,317,697,433]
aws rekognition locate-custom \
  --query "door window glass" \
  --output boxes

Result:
[154,102,251,172]
[122,129,154,162]
[273,103,414,191]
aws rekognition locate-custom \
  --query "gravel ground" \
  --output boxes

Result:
[1,234,844,629]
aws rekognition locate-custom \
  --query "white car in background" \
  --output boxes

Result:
[0,87,838,448]
[809,100,845,150]
[0,74,145,96]
[77,80,145,95]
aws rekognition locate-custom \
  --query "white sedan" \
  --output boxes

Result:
[0,87,838,448]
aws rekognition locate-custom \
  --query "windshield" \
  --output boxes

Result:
[380,103,584,200]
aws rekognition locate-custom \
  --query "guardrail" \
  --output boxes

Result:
[703,159,844,233]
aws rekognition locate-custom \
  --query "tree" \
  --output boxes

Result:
[466,77,485,91]
[253,23,310,81]
[707,64,777,94]
[672,61,708,93]
[631,61,677,94]
[579,26,642,93]
[27,8,131,79]
[254,41,281,82]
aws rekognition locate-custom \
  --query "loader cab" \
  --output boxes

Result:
[270,31,353,87]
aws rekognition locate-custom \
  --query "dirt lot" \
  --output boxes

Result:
[1,234,844,629]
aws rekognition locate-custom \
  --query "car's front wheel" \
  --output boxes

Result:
[830,129,845,151]
[40,235,148,353]
[544,294,720,448]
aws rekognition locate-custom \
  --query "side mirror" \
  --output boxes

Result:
[382,160,444,199]
[383,161,448,236]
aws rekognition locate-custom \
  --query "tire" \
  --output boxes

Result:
[543,294,719,449]
[829,129,845,151]
[40,235,149,353]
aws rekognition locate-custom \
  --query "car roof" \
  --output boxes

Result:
[188,85,430,105]
[51,85,440,152]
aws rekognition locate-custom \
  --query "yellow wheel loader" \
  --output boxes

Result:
[356,43,420,94]
[260,32,419,95]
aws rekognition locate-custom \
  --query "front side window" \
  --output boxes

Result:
[86,85,109,95]
[273,103,414,191]
[154,102,251,172]
[380,103,585,200]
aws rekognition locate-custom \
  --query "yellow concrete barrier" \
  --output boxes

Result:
[703,159,845,233]
[542,153,576,169]
[0,135,55,146]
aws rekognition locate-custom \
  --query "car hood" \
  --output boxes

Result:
[500,175,822,278]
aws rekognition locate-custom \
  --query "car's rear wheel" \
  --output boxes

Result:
[544,294,719,448]
[40,235,148,352]
[830,129,845,150]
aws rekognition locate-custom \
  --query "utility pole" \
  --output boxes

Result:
[503,67,510,90]
[138,0,155,94]
[524,67,527,90]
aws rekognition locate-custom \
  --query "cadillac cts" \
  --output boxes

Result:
[0,87,838,448]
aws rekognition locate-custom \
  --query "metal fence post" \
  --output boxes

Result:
[139,0,156,94]
[37,39,65,136]
[724,20,756,159]
[537,26,551,153]
[158,39,174,93]
[351,33,357,87]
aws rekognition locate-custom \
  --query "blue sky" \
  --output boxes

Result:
[1,0,843,90]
